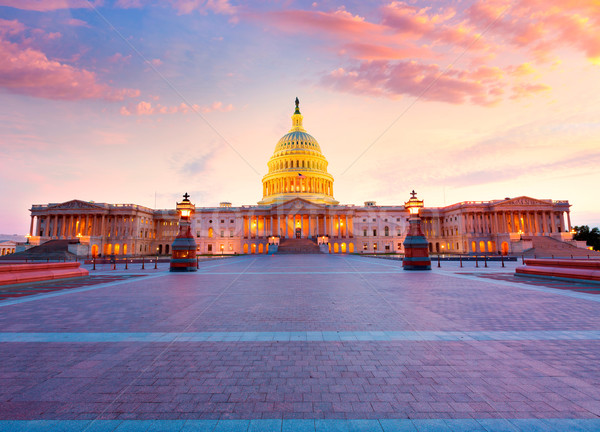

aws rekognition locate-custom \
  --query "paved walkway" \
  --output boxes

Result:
[1,255,599,431]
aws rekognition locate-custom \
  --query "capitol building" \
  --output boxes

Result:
[27,100,574,257]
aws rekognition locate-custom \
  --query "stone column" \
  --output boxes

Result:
[550,212,557,233]
[29,216,35,237]
[348,215,354,238]
[329,215,334,237]
[567,211,572,232]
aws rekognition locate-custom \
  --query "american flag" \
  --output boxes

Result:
[298,173,305,178]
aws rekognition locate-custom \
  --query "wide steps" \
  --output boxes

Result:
[521,236,599,258]
[277,238,322,254]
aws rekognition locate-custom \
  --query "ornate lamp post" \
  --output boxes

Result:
[402,190,431,271]
[170,192,198,272]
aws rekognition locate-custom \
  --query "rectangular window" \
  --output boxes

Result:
[373,229,377,236]
[229,230,234,237]
[230,219,234,223]
[196,231,201,238]
[221,219,224,223]
[220,230,224,237]
[363,229,367,236]
[397,242,402,249]
[207,244,212,252]
[385,244,390,251]
[373,243,378,251]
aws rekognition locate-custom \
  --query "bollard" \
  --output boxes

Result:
[501,254,505,268]
[459,255,463,268]
[521,255,524,264]
[141,257,145,270]
[437,254,441,268]
[154,258,158,270]
[475,256,479,268]
[93,258,96,271]
[125,259,128,270]
[113,260,116,270]
[197,256,199,269]
[484,255,488,268]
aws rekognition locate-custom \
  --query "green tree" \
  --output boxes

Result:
[573,225,600,251]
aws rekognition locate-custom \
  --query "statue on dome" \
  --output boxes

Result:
[295,97,299,108]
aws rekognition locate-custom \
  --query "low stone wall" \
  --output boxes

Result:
[516,258,600,283]
[0,262,89,286]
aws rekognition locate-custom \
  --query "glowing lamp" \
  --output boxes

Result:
[402,190,431,271]
[404,190,424,216]
[170,192,197,272]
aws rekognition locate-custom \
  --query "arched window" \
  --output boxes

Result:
[208,227,214,238]
[285,161,288,168]
[296,160,299,167]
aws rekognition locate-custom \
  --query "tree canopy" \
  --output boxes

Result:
[573,225,600,251]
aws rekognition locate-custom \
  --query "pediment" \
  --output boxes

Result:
[48,200,105,211]
[493,196,550,207]
[270,198,328,212]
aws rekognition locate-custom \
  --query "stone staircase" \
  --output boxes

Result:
[521,235,600,258]
[277,238,322,254]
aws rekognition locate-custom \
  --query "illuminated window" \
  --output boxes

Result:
[363,243,368,251]
[373,243,378,251]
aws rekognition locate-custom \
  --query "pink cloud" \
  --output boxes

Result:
[120,101,234,116]
[0,0,102,11]
[107,52,132,64]
[116,0,237,15]
[467,0,600,62]
[0,19,138,101]
[66,18,90,27]
[322,60,548,106]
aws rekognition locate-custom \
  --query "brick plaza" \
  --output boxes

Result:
[1,255,599,431]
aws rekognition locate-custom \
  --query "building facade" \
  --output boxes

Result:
[27,100,574,257]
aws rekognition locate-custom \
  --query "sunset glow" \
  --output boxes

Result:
[1,0,599,235]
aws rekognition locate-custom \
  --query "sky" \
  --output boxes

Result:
[0,0,599,235]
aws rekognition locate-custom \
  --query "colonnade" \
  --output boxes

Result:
[263,177,332,197]
[29,213,158,240]
[242,214,353,239]
[460,210,570,235]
